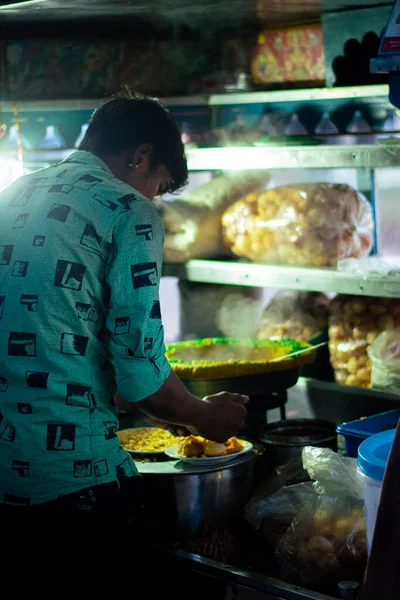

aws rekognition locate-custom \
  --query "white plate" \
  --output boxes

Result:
[164,440,253,465]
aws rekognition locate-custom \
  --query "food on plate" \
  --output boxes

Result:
[258,291,329,342]
[222,183,374,267]
[329,295,400,388]
[225,436,243,454]
[177,435,243,458]
[165,337,315,379]
[204,441,227,457]
[117,427,178,453]
[159,170,270,262]
[178,435,206,457]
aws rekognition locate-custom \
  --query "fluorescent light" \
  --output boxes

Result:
[0,0,47,10]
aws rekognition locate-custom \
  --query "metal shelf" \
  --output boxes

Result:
[187,144,400,170]
[0,149,74,162]
[163,260,400,298]
[0,96,208,112]
[208,84,389,106]
[0,84,389,112]
[5,144,400,171]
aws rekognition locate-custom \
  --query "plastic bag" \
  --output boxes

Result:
[245,457,312,549]
[222,183,374,267]
[257,291,329,342]
[160,171,270,262]
[369,328,400,393]
[337,256,400,277]
[245,447,367,585]
[329,295,400,388]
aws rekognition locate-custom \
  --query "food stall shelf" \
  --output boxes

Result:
[0,84,388,112]
[291,377,400,426]
[0,149,75,164]
[159,549,338,600]
[208,84,389,106]
[163,260,400,298]
[186,145,400,171]
[4,143,400,171]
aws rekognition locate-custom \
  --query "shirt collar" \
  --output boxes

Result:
[62,150,113,176]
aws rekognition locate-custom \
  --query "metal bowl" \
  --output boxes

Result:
[259,418,338,471]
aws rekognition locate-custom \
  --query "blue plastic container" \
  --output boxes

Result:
[337,408,400,458]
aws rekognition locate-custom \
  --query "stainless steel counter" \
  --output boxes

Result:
[159,549,339,600]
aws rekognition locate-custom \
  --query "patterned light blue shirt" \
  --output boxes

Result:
[0,151,171,505]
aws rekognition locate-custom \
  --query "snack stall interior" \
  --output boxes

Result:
[1,0,400,597]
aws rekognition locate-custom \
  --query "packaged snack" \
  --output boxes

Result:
[368,329,400,393]
[257,291,329,342]
[246,447,367,586]
[222,183,374,267]
[161,171,270,262]
[329,295,400,388]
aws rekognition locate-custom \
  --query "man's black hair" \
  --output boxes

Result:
[79,93,188,194]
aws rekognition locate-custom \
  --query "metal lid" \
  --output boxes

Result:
[261,418,337,447]
[357,429,396,481]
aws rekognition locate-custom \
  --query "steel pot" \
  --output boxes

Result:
[260,418,337,471]
[136,451,257,545]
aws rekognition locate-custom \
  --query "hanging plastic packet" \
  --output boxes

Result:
[39,125,66,149]
[345,110,374,144]
[315,111,339,144]
[4,124,32,151]
[284,113,308,136]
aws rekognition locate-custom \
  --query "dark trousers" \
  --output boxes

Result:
[0,477,164,588]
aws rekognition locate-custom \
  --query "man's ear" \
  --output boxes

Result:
[130,144,153,172]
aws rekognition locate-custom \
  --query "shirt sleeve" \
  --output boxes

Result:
[105,198,171,402]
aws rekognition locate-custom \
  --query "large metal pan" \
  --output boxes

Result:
[136,451,257,545]
[181,367,301,397]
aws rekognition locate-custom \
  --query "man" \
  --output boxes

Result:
[0,96,248,537]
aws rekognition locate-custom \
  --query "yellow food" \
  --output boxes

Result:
[165,337,315,380]
[329,295,400,388]
[178,435,206,458]
[117,427,178,453]
[225,436,244,454]
[178,435,244,458]
[222,183,373,267]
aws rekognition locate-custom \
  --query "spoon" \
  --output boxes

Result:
[269,341,328,363]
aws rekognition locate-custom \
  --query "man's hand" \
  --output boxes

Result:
[135,372,249,443]
[116,391,189,436]
[193,391,249,443]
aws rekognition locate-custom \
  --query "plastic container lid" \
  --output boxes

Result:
[357,429,396,481]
